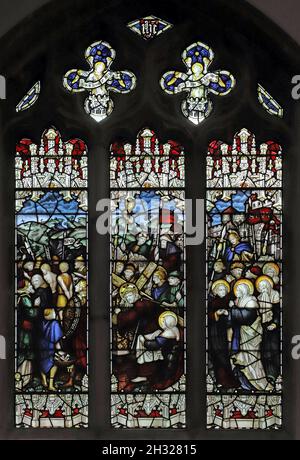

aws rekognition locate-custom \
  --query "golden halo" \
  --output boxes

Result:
[158,311,178,329]
[255,275,274,292]
[228,230,239,238]
[119,283,139,300]
[191,62,204,76]
[262,262,280,276]
[211,279,230,294]
[233,279,254,296]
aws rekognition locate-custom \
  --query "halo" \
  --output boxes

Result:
[158,311,178,329]
[228,230,239,238]
[211,279,230,294]
[255,275,274,292]
[191,62,204,77]
[233,279,254,296]
[262,262,280,276]
[119,283,139,300]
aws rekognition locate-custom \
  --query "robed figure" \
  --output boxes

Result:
[228,279,273,391]
[208,279,239,389]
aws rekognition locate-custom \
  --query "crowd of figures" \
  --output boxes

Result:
[208,259,280,392]
[15,129,89,427]
[16,253,87,393]
[206,130,282,429]
[208,196,281,392]
[111,192,185,394]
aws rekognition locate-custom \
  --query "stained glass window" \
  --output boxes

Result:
[127,15,173,40]
[2,0,299,441]
[110,128,186,428]
[206,128,282,429]
[257,84,283,118]
[15,127,88,428]
[160,41,235,125]
[63,41,136,123]
[16,81,41,113]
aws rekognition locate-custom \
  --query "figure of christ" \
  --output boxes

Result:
[112,283,184,392]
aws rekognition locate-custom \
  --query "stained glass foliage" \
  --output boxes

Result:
[127,15,173,40]
[16,81,41,113]
[15,127,88,428]
[110,128,186,428]
[160,41,235,125]
[258,84,283,118]
[63,41,136,122]
[206,128,282,429]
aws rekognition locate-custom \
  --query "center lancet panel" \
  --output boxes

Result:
[110,128,186,428]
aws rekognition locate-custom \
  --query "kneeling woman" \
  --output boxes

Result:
[134,311,182,387]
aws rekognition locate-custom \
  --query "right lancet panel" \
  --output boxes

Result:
[206,128,282,429]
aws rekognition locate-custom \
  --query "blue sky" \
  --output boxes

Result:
[17,191,86,227]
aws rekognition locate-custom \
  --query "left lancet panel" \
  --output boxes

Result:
[15,127,88,428]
